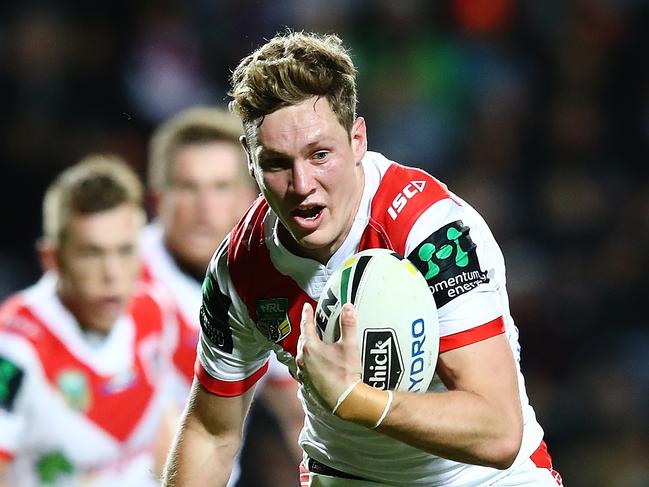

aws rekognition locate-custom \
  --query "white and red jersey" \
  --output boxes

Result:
[139,223,204,403]
[139,222,296,487]
[0,273,175,487]
[139,222,296,399]
[196,151,557,486]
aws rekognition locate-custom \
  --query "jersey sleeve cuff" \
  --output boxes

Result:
[439,316,505,353]
[195,359,269,397]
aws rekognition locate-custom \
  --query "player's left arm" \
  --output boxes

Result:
[298,303,522,470]
[377,331,522,468]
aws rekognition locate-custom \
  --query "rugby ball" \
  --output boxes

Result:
[315,248,439,393]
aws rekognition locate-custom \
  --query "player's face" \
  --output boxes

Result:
[246,97,367,263]
[55,203,142,333]
[158,142,257,272]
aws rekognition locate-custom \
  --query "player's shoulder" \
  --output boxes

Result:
[367,151,456,220]
[0,292,27,323]
[228,194,269,262]
[363,154,459,253]
[129,280,177,335]
[0,291,53,381]
[212,195,275,293]
[0,291,44,341]
[382,161,453,207]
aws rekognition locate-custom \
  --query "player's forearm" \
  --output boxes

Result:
[333,334,524,470]
[376,388,523,469]
[0,459,12,487]
[162,380,254,487]
[161,417,240,487]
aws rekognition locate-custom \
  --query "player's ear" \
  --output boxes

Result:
[37,237,59,273]
[350,117,367,165]
[240,135,256,179]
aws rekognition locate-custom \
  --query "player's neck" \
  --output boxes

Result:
[57,291,111,338]
[168,249,207,283]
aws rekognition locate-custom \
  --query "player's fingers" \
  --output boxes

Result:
[300,301,318,345]
[296,331,306,361]
[338,303,358,345]
[295,365,305,383]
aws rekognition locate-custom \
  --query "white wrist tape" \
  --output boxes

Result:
[371,390,394,429]
[331,379,362,415]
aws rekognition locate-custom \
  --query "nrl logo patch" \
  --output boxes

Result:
[256,298,292,343]
[57,369,91,412]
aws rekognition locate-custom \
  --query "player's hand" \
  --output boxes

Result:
[296,302,361,410]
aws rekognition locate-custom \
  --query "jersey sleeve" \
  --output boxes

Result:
[0,332,36,460]
[405,199,506,353]
[196,237,272,397]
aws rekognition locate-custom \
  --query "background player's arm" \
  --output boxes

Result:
[162,379,255,487]
[0,458,11,487]
[298,304,522,469]
[259,379,304,462]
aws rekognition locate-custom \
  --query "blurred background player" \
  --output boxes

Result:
[0,155,176,486]
[139,107,304,486]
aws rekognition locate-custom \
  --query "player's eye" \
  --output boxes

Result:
[312,151,329,162]
[118,244,136,257]
[260,157,291,171]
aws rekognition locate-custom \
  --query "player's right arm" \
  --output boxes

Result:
[161,379,255,487]
[163,237,271,486]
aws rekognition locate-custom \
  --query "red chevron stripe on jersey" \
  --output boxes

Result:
[359,163,454,255]
[169,311,198,383]
[229,197,317,358]
[140,262,198,385]
[0,293,161,443]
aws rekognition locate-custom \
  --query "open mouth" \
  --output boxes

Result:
[292,205,324,221]
[96,296,125,313]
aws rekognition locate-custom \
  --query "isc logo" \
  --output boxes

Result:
[387,181,426,220]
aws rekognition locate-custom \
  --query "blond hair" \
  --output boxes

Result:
[148,106,245,191]
[229,31,357,139]
[43,154,144,244]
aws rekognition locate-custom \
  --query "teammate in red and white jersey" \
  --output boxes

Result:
[0,156,176,487]
[142,107,303,485]
[162,32,563,486]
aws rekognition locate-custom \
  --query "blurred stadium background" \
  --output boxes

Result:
[1,1,648,485]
